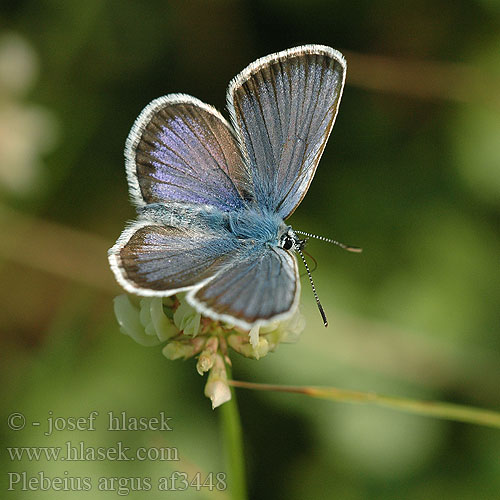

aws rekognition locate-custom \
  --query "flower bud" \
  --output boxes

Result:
[196,337,218,375]
[162,337,205,360]
[248,324,260,348]
[204,354,231,409]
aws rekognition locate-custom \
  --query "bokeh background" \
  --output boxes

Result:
[1,1,500,498]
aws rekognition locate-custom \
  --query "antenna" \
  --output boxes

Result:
[295,230,362,253]
[296,247,328,327]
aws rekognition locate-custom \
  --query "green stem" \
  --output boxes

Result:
[220,368,248,500]
[228,380,500,429]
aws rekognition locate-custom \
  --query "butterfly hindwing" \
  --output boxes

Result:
[189,245,300,329]
[109,220,241,296]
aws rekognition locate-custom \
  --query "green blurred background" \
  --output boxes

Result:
[1,1,500,498]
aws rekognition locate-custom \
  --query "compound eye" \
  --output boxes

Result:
[282,236,293,250]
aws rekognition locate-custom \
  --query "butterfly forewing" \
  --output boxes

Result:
[227,45,346,219]
[126,94,251,211]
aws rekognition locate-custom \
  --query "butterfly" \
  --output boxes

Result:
[109,44,360,331]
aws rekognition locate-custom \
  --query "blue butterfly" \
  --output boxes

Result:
[109,45,360,331]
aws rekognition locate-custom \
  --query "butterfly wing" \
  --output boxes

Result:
[109,220,241,296]
[188,245,300,330]
[109,220,299,329]
[126,94,252,211]
[227,45,346,219]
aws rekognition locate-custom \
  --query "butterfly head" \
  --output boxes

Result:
[279,227,306,252]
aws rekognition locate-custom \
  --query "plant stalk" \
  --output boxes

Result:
[220,369,248,500]
[229,379,500,429]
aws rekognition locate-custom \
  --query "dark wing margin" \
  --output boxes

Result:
[125,94,253,211]
[108,221,241,296]
[227,45,346,219]
[188,246,300,330]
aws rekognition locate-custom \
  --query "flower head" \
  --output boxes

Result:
[113,293,305,408]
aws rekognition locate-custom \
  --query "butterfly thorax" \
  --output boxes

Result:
[227,207,304,251]
[226,208,284,245]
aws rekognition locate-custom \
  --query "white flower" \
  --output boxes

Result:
[113,295,161,346]
[112,293,305,408]
[113,295,178,345]
[228,307,305,359]
[248,324,260,348]
[196,337,218,375]
[162,337,206,360]
[139,297,177,341]
[204,354,231,409]
[173,295,201,335]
